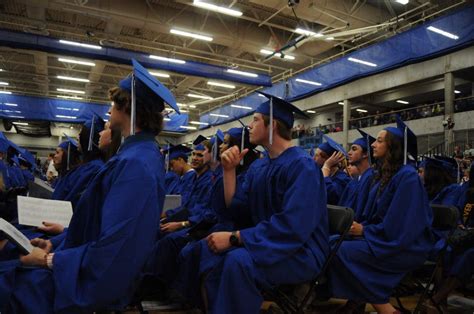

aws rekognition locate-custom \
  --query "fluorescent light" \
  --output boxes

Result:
[149,71,170,78]
[187,93,213,100]
[338,102,344,105]
[307,110,316,114]
[58,58,95,66]
[189,105,197,108]
[57,75,90,83]
[294,28,323,37]
[427,26,459,40]
[57,88,85,94]
[180,125,197,130]
[210,113,229,118]
[4,103,18,107]
[8,115,24,118]
[163,118,171,121]
[295,78,322,86]
[57,95,83,100]
[190,121,209,125]
[59,39,102,50]
[356,109,368,113]
[55,114,77,119]
[454,90,461,94]
[348,57,377,67]
[259,49,295,60]
[180,109,188,113]
[0,82,9,86]
[0,69,3,71]
[325,37,334,41]
[208,81,235,89]
[177,103,187,107]
[227,69,258,77]
[12,122,28,126]
[231,104,252,110]
[3,110,21,113]
[57,107,79,111]
[0,91,12,94]
[149,55,186,64]
[396,100,409,104]
[193,0,242,17]
[395,0,409,4]
[170,29,213,42]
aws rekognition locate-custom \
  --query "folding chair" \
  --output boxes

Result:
[270,205,354,314]
[412,204,459,314]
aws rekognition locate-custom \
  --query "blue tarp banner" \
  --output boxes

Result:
[0,94,188,132]
[200,4,474,127]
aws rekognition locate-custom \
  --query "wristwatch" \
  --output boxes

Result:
[229,231,240,247]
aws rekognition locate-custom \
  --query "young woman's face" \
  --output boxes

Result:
[219,134,231,156]
[99,122,112,151]
[372,130,388,159]
[53,147,64,169]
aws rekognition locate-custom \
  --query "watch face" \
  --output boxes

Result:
[230,234,239,246]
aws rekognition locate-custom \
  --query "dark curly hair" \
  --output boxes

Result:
[424,164,456,200]
[108,86,164,135]
[373,131,404,191]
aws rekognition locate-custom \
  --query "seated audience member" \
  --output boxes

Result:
[0,59,179,313]
[166,144,196,202]
[329,117,434,314]
[202,91,329,314]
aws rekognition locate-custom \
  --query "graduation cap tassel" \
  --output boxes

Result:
[67,142,71,171]
[165,143,170,173]
[87,115,95,152]
[403,126,408,166]
[212,135,218,163]
[240,127,245,166]
[366,134,372,165]
[269,97,273,146]
[130,73,136,136]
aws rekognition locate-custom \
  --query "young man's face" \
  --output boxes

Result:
[348,144,366,165]
[248,113,267,145]
[314,148,328,167]
[109,102,128,133]
[191,148,210,172]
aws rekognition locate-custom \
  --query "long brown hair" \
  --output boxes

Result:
[373,131,404,190]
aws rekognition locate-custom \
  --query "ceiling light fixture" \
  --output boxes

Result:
[59,39,102,50]
[0,91,12,94]
[177,103,187,107]
[57,75,90,83]
[180,125,198,130]
[149,71,170,78]
[231,104,252,110]
[260,49,295,60]
[4,103,18,106]
[338,102,344,105]
[227,69,258,77]
[149,55,186,64]
[307,110,316,113]
[294,28,323,37]
[0,82,9,86]
[57,88,85,94]
[295,78,322,86]
[454,90,461,94]
[210,113,229,118]
[356,109,368,113]
[57,95,83,100]
[395,0,409,4]
[396,100,409,104]
[58,58,96,66]
[190,121,210,125]
[55,114,77,119]
[187,93,213,100]
[325,37,335,41]
[12,122,28,126]
[208,81,236,89]
[427,26,459,40]
[348,57,377,67]
[8,115,24,119]
[188,105,197,108]
[193,0,243,17]
[170,29,213,42]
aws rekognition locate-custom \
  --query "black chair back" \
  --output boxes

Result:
[431,204,459,230]
[327,205,354,235]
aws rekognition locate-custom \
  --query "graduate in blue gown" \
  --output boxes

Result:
[338,129,375,221]
[314,135,351,205]
[0,59,180,313]
[329,117,434,313]
[418,156,458,202]
[166,144,196,201]
[202,91,329,314]
[50,137,82,201]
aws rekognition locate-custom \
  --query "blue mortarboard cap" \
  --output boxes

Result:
[169,144,192,161]
[421,156,458,178]
[256,91,309,130]
[356,129,376,164]
[318,142,335,156]
[58,135,78,151]
[193,135,207,151]
[18,148,36,169]
[321,135,348,157]
[0,132,10,153]
[119,59,179,114]
[384,115,417,165]
[84,113,105,151]
[216,129,225,142]
[433,155,461,183]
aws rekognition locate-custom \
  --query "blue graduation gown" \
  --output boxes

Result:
[0,161,11,190]
[21,169,34,183]
[176,169,197,205]
[0,132,165,313]
[165,171,180,195]
[329,165,434,304]
[205,147,329,314]
[324,169,351,205]
[338,167,375,222]
[51,159,104,208]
